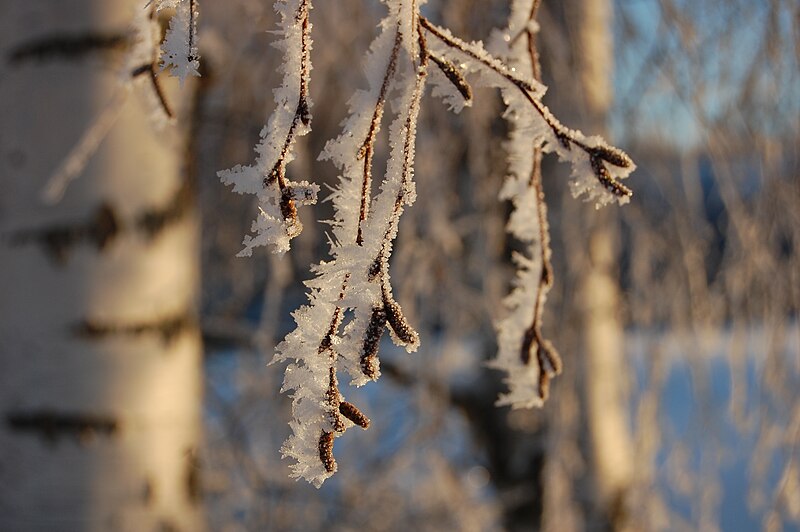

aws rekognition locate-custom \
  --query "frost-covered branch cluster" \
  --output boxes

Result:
[266,0,429,488]
[218,0,634,486]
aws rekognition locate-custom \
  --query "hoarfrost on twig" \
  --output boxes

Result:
[221,0,634,485]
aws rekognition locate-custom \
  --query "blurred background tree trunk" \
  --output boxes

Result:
[574,0,635,527]
[528,1,635,528]
[0,1,204,530]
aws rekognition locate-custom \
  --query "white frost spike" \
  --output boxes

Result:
[159,0,200,84]
[238,203,293,256]
[489,253,548,409]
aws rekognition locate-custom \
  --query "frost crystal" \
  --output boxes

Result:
[155,0,200,84]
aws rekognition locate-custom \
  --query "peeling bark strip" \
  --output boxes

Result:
[74,311,194,345]
[7,33,127,64]
[8,203,120,263]
[6,410,119,443]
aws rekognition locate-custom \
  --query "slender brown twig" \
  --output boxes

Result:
[356,29,403,245]
[360,18,429,368]
[131,63,174,119]
[188,0,197,62]
[518,0,561,399]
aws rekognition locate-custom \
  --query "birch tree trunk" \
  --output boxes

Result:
[576,0,635,526]
[0,2,204,530]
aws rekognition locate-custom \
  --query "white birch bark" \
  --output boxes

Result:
[577,0,635,520]
[0,1,204,530]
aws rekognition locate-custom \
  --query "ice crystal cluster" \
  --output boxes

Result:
[151,0,200,84]
[218,0,635,486]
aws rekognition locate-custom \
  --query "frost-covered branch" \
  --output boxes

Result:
[485,0,563,407]
[218,0,635,486]
[217,0,318,255]
[355,29,403,246]
[274,0,427,487]
[420,15,634,204]
[418,5,633,407]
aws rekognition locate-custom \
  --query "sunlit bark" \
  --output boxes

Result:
[0,2,204,529]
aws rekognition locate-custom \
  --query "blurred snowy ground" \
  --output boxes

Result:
[203,322,799,530]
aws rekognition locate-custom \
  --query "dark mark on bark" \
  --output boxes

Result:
[143,477,155,506]
[158,520,180,532]
[74,311,194,345]
[137,180,194,239]
[8,203,120,264]
[7,180,193,262]
[7,33,127,64]
[185,447,201,505]
[6,410,119,444]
